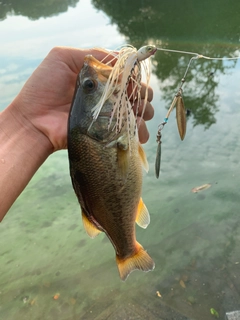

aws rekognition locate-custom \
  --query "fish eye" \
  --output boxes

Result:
[83,79,97,92]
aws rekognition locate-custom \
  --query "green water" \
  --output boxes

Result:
[1,0,240,319]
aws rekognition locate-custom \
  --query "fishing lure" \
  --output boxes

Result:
[155,126,162,179]
[91,45,157,141]
[154,46,240,179]
[176,90,186,141]
[155,54,198,178]
[155,87,188,178]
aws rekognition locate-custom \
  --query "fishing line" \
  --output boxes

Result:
[155,47,240,179]
[156,47,240,60]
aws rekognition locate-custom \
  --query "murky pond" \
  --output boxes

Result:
[1,0,240,319]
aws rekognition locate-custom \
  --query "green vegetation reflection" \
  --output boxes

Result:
[0,0,79,20]
[92,0,240,129]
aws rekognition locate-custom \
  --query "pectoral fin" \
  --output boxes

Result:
[106,136,130,179]
[136,198,150,229]
[138,143,149,172]
[82,210,101,239]
[117,148,130,179]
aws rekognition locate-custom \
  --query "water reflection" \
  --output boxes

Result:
[0,0,79,20]
[91,0,240,45]
[92,0,240,129]
[155,53,237,129]
[1,1,240,319]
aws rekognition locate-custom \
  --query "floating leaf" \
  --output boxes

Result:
[210,308,219,318]
[156,291,162,298]
[191,183,211,193]
[53,293,60,300]
[179,279,186,288]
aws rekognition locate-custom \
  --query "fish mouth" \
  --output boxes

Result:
[84,55,113,81]
[151,48,157,56]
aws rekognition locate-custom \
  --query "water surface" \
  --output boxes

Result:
[1,0,240,319]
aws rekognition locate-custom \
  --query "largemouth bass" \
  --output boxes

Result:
[68,54,154,280]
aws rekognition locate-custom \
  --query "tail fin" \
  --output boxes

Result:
[116,242,155,281]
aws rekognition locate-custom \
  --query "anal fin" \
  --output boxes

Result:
[116,242,155,281]
[136,198,150,229]
[82,209,101,239]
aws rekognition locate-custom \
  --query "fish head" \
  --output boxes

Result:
[137,45,157,61]
[68,55,113,139]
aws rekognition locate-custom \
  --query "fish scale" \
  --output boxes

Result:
[68,54,154,280]
[70,134,143,259]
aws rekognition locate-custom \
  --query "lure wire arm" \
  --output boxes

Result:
[155,55,197,178]
[155,47,240,179]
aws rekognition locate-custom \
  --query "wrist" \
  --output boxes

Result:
[0,103,53,220]
[1,101,54,157]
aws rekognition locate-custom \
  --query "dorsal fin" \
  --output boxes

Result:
[135,198,150,229]
[85,55,112,81]
[81,209,101,239]
[138,143,149,172]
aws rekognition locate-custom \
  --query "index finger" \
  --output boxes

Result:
[51,46,117,74]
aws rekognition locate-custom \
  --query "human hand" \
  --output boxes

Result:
[11,46,154,153]
[133,85,154,143]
